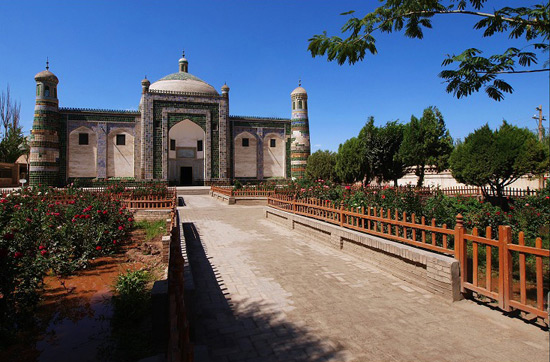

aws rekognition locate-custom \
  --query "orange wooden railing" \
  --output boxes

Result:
[211,186,293,197]
[268,194,549,320]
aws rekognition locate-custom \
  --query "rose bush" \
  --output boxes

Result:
[0,185,134,339]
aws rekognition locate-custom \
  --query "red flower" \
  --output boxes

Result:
[345,186,351,190]
[537,213,541,216]
[127,217,133,222]
[26,218,32,222]
[112,240,117,245]
[381,195,386,199]
[96,246,102,251]
[103,211,108,215]
[14,251,23,259]
[40,250,48,256]
[496,211,500,216]
[486,212,490,216]
[546,196,549,199]
[39,245,45,250]
[97,210,101,214]
[118,226,123,231]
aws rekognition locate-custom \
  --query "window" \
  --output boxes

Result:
[170,139,176,151]
[270,139,276,147]
[116,134,126,145]
[197,140,203,152]
[304,100,307,110]
[45,86,50,97]
[298,100,302,109]
[53,88,56,98]
[36,85,40,96]
[78,133,89,145]
[292,101,295,110]
[213,123,219,131]
[242,138,249,147]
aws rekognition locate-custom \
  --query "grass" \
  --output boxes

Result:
[134,219,167,242]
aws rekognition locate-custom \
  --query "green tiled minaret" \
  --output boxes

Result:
[290,82,310,179]
[29,60,61,186]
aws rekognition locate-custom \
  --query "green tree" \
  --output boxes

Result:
[305,150,338,182]
[0,86,24,163]
[358,118,407,186]
[450,121,548,198]
[308,1,549,101]
[375,121,407,186]
[335,137,365,183]
[0,126,25,163]
[399,107,453,187]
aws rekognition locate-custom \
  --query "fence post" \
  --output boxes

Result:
[498,225,513,312]
[292,194,296,214]
[455,214,466,293]
[339,201,344,227]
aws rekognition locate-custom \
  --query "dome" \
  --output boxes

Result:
[291,86,307,96]
[149,71,218,95]
[35,70,58,84]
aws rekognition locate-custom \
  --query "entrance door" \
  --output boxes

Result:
[180,167,193,186]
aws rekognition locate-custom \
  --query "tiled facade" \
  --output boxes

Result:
[29,55,309,186]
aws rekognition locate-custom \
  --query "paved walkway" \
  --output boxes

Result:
[180,195,549,362]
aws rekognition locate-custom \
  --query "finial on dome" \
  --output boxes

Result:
[298,79,301,87]
[179,50,188,73]
[46,57,49,70]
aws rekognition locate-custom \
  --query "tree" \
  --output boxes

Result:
[308,1,549,101]
[450,121,548,198]
[305,150,338,182]
[399,107,453,187]
[374,121,407,186]
[335,137,365,183]
[358,117,407,186]
[0,86,24,163]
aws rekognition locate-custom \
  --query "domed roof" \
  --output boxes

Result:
[291,86,307,95]
[35,69,58,84]
[149,55,218,95]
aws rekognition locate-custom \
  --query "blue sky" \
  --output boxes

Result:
[1,0,548,152]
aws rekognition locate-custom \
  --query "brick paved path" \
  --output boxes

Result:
[181,195,549,362]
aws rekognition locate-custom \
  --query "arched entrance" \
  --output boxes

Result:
[168,119,205,185]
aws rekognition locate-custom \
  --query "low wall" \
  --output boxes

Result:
[132,209,172,221]
[210,191,268,205]
[265,207,461,301]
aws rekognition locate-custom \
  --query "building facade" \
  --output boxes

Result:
[29,54,310,186]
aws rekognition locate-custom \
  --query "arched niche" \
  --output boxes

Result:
[234,131,257,178]
[107,128,134,177]
[68,126,97,178]
[168,119,206,185]
[263,133,284,178]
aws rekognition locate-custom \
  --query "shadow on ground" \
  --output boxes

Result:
[183,222,346,362]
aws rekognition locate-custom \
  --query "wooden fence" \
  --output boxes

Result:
[363,185,542,198]
[211,186,293,197]
[268,194,549,321]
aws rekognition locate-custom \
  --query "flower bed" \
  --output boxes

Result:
[0,186,135,340]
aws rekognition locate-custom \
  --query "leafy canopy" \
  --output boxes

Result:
[399,106,453,186]
[306,150,338,182]
[450,121,548,196]
[335,137,365,183]
[359,117,407,186]
[308,1,550,100]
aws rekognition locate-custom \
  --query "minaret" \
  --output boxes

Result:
[290,82,310,179]
[29,60,61,187]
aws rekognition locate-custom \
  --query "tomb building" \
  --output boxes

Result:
[29,53,310,186]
